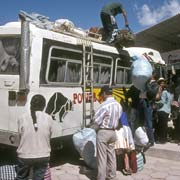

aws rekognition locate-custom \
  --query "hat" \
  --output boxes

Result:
[99,85,112,96]
[158,77,166,84]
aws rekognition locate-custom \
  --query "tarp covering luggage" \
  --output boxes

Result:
[73,128,97,169]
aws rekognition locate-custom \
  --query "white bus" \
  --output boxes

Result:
[0,12,165,148]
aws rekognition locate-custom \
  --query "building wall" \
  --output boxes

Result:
[161,49,180,64]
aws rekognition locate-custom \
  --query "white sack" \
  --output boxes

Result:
[131,57,152,91]
[73,128,97,169]
[134,127,149,146]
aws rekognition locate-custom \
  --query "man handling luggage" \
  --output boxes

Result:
[100,1,129,43]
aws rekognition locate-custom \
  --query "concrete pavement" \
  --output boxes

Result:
[50,142,180,180]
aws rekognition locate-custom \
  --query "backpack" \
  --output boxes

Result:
[146,80,159,101]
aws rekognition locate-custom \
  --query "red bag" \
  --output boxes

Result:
[129,150,137,173]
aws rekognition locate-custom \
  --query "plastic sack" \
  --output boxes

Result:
[73,128,97,169]
[131,57,152,91]
[134,127,149,147]
[53,19,75,32]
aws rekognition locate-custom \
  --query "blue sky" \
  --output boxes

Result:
[0,0,180,33]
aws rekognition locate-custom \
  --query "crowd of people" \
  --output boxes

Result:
[92,71,180,179]
[1,2,179,180]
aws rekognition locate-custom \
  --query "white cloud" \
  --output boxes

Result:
[136,0,180,27]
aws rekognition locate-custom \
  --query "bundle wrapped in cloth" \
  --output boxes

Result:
[131,56,153,91]
[114,29,136,48]
[73,128,97,169]
[124,47,165,92]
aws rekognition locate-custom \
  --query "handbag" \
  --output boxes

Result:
[153,100,163,110]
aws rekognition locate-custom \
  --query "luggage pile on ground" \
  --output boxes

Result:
[73,125,148,175]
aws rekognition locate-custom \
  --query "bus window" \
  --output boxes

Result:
[124,68,132,84]
[66,62,81,82]
[116,66,131,85]
[116,68,124,84]
[100,66,111,84]
[115,56,132,85]
[46,46,82,84]
[0,37,20,74]
[93,54,113,85]
[93,65,100,84]
[48,59,66,82]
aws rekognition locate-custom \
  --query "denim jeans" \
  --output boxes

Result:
[15,157,49,180]
[138,99,154,144]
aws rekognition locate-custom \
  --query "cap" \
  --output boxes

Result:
[99,85,112,96]
[158,77,166,84]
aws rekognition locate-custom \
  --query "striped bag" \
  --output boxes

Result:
[0,165,17,180]
[44,164,51,180]
[136,152,144,171]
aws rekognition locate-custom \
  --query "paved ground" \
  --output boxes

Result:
[50,142,180,180]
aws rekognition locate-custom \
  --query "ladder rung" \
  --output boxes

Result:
[86,79,93,83]
[85,65,93,68]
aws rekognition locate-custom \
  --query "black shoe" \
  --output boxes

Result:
[145,142,154,149]
[148,142,154,147]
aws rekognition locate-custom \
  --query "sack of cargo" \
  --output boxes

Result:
[131,57,153,91]
[134,127,149,147]
[73,128,97,169]
[114,29,135,48]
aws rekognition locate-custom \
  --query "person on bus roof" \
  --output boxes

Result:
[100,1,129,43]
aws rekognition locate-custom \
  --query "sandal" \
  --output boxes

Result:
[122,169,132,175]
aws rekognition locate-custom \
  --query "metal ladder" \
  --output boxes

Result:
[82,42,94,128]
